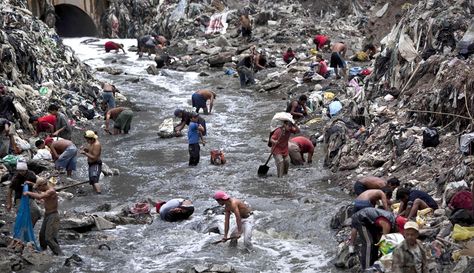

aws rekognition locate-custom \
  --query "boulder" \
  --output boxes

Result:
[207,53,233,67]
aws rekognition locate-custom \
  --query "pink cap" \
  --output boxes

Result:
[214,191,230,200]
[44,136,54,145]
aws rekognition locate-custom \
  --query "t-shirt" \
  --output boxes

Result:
[283,51,295,63]
[317,60,328,76]
[409,190,439,209]
[314,35,329,47]
[105,41,120,52]
[188,122,200,144]
[10,171,37,200]
[290,136,314,153]
[56,113,71,139]
[159,198,194,222]
[271,127,295,156]
[37,115,56,133]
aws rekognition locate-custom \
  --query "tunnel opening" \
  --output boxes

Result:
[55,4,97,37]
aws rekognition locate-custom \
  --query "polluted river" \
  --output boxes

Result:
[50,38,349,273]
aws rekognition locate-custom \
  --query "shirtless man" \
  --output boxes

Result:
[80,130,102,194]
[330,42,348,80]
[104,107,134,135]
[45,137,77,177]
[101,82,118,111]
[348,188,392,252]
[192,89,217,114]
[214,191,253,249]
[24,178,62,255]
[353,176,400,196]
[240,14,252,41]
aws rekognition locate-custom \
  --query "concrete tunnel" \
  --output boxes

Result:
[54,4,98,37]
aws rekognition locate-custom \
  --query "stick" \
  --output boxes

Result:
[211,237,239,245]
[55,181,89,192]
[406,109,474,121]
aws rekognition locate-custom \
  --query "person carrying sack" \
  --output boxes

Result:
[269,121,299,177]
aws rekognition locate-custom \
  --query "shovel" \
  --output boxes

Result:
[211,237,239,245]
[258,128,283,177]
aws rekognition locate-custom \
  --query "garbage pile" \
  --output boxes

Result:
[0,3,100,132]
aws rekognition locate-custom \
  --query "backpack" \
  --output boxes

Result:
[210,150,226,165]
[422,127,439,148]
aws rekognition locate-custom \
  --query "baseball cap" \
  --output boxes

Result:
[404,221,419,232]
[16,161,28,171]
[214,191,230,200]
[84,130,98,139]
[155,201,166,213]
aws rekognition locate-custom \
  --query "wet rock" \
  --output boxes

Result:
[199,71,210,77]
[95,203,112,212]
[96,67,124,75]
[214,36,231,48]
[146,65,160,75]
[207,53,233,67]
[26,159,54,174]
[64,254,83,267]
[262,82,281,91]
[125,77,140,83]
[22,248,53,266]
[193,264,209,273]
[209,264,234,272]
[101,163,118,176]
[330,204,354,229]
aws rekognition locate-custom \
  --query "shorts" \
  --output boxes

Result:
[192,93,207,109]
[330,52,346,68]
[113,109,133,133]
[353,199,374,213]
[88,160,102,185]
[242,26,252,37]
[354,181,368,196]
[55,144,78,171]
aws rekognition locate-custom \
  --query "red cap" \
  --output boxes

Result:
[155,201,166,213]
[44,136,54,145]
[214,191,230,200]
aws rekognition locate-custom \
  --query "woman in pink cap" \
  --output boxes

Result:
[214,191,253,249]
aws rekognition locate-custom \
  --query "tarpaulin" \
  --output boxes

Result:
[205,11,231,35]
[13,184,39,250]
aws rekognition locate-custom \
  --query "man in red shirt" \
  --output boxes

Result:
[270,121,300,177]
[104,41,125,53]
[313,34,331,51]
[314,54,329,78]
[283,48,296,64]
[29,115,56,136]
[288,136,315,165]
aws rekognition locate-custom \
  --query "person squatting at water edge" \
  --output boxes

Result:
[214,191,253,250]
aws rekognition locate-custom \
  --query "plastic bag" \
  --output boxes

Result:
[376,233,404,255]
[1,154,18,166]
[452,224,474,241]
[13,184,39,249]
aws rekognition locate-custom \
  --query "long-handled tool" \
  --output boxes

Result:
[211,236,239,245]
[257,127,284,177]
[55,181,89,192]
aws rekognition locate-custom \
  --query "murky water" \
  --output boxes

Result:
[52,38,349,273]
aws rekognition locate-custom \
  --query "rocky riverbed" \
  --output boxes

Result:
[1,0,474,272]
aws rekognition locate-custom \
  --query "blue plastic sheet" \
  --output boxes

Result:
[13,184,39,250]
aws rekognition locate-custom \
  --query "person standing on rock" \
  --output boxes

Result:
[6,161,41,227]
[192,89,217,114]
[100,82,118,111]
[270,121,300,177]
[80,130,102,194]
[240,14,252,42]
[288,136,315,165]
[174,109,207,136]
[313,34,331,51]
[353,176,400,196]
[188,113,205,166]
[24,178,62,255]
[213,191,253,250]
[330,42,348,80]
[0,118,20,157]
[104,107,134,135]
[104,41,125,53]
[286,95,308,121]
[29,114,56,137]
[236,54,255,88]
[44,136,77,177]
[48,104,72,140]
